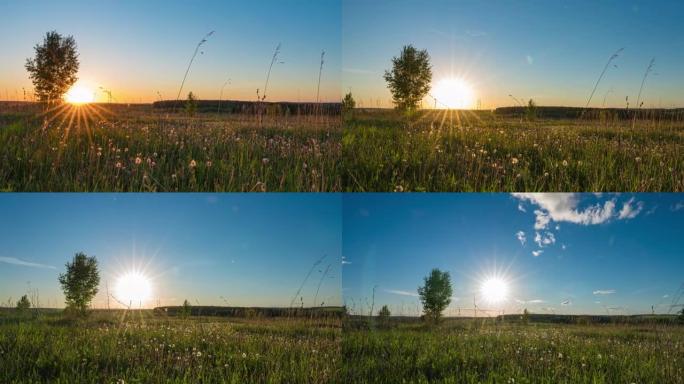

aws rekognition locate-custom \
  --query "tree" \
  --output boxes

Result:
[526,99,538,121]
[342,92,356,111]
[58,252,100,315]
[181,299,192,318]
[679,307,684,324]
[417,268,452,323]
[25,31,79,106]
[384,45,432,112]
[378,305,391,326]
[16,295,31,311]
[522,308,530,325]
[185,92,198,117]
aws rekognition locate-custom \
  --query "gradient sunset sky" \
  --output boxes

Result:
[343,193,684,316]
[343,0,684,109]
[0,0,341,103]
[0,194,341,309]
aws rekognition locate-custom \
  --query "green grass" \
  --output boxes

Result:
[343,110,684,191]
[342,319,684,383]
[0,106,341,191]
[0,310,340,383]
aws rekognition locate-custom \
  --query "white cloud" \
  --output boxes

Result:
[0,256,56,269]
[593,289,616,295]
[534,231,556,247]
[342,256,351,265]
[618,198,644,219]
[532,250,543,257]
[384,289,418,298]
[517,203,527,213]
[516,231,526,246]
[512,193,641,230]
[561,244,567,250]
[672,201,684,211]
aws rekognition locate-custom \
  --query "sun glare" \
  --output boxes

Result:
[432,77,474,109]
[480,277,509,304]
[64,84,95,105]
[114,271,152,306]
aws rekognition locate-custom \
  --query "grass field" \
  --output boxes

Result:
[0,309,340,383]
[0,104,341,192]
[342,318,684,383]
[343,110,684,192]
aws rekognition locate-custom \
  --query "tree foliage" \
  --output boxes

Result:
[378,305,391,326]
[417,268,452,323]
[342,92,356,111]
[185,92,198,117]
[181,299,192,318]
[16,295,31,311]
[58,252,100,315]
[526,99,538,120]
[25,31,79,105]
[384,45,432,112]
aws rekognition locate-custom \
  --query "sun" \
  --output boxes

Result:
[431,77,474,109]
[64,84,95,105]
[480,276,509,304]
[114,271,152,307]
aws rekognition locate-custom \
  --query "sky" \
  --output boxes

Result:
[0,194,342,309]
[343,0,684,109]
[0,0,341,103]
[343,193,684,317]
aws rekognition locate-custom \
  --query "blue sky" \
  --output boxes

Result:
[343,0,684,108]
[0,194,341,309]
[343,193,684,316]
[0,0,341,103]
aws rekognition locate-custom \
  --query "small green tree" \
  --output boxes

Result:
[25,31,80,106]
[526,99,538,120]
[58,252,100,315]
[185,92,197,117]
[384,45,432,112]
[417,268,453,323]
[679,307,684,323]
[378,305,391,326]
[522,308,530,325]
[16,295,31,311]
[181,299,192,318]
[342,92,356,112]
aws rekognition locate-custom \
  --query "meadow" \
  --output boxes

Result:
[342,318,684,383]
[343,109,684,192]
[0,103,342,192]
[0,309,341,383]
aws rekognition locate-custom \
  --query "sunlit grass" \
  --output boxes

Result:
[342,319,684,383]
[0,105,342,192]
[343,109,684,192]
[0,310,340,383]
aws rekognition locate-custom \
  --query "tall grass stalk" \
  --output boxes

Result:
[173,30,214,114]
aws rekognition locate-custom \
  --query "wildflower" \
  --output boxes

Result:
[511,157,519,165]
[135,156,142,165]
[115,162,122,169]
[189,159,197,168]
[394,185,404,192]
[562,160,568,167]
[242,353,247,358]
[206,160,212,168]
[635,157,642,162]
[262,157,270,165]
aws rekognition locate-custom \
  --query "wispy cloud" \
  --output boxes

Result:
[384,289,418,297]
[515,231,526,246]
[534,231,556,247]
[593,289,616,295]
[0,256,56,269]
[561,299,572,306]
[618,197,643,219]
[671,201,684,211]
[513,193,621,230]
[515,298,544,304]
[532,250,543,257]
[342,256,352,265]
[465,29,487,37]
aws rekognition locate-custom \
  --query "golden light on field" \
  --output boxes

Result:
[114,271,152,307]
[432,77,474,109]
[480,276,509,304]
[64,84,95,105]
